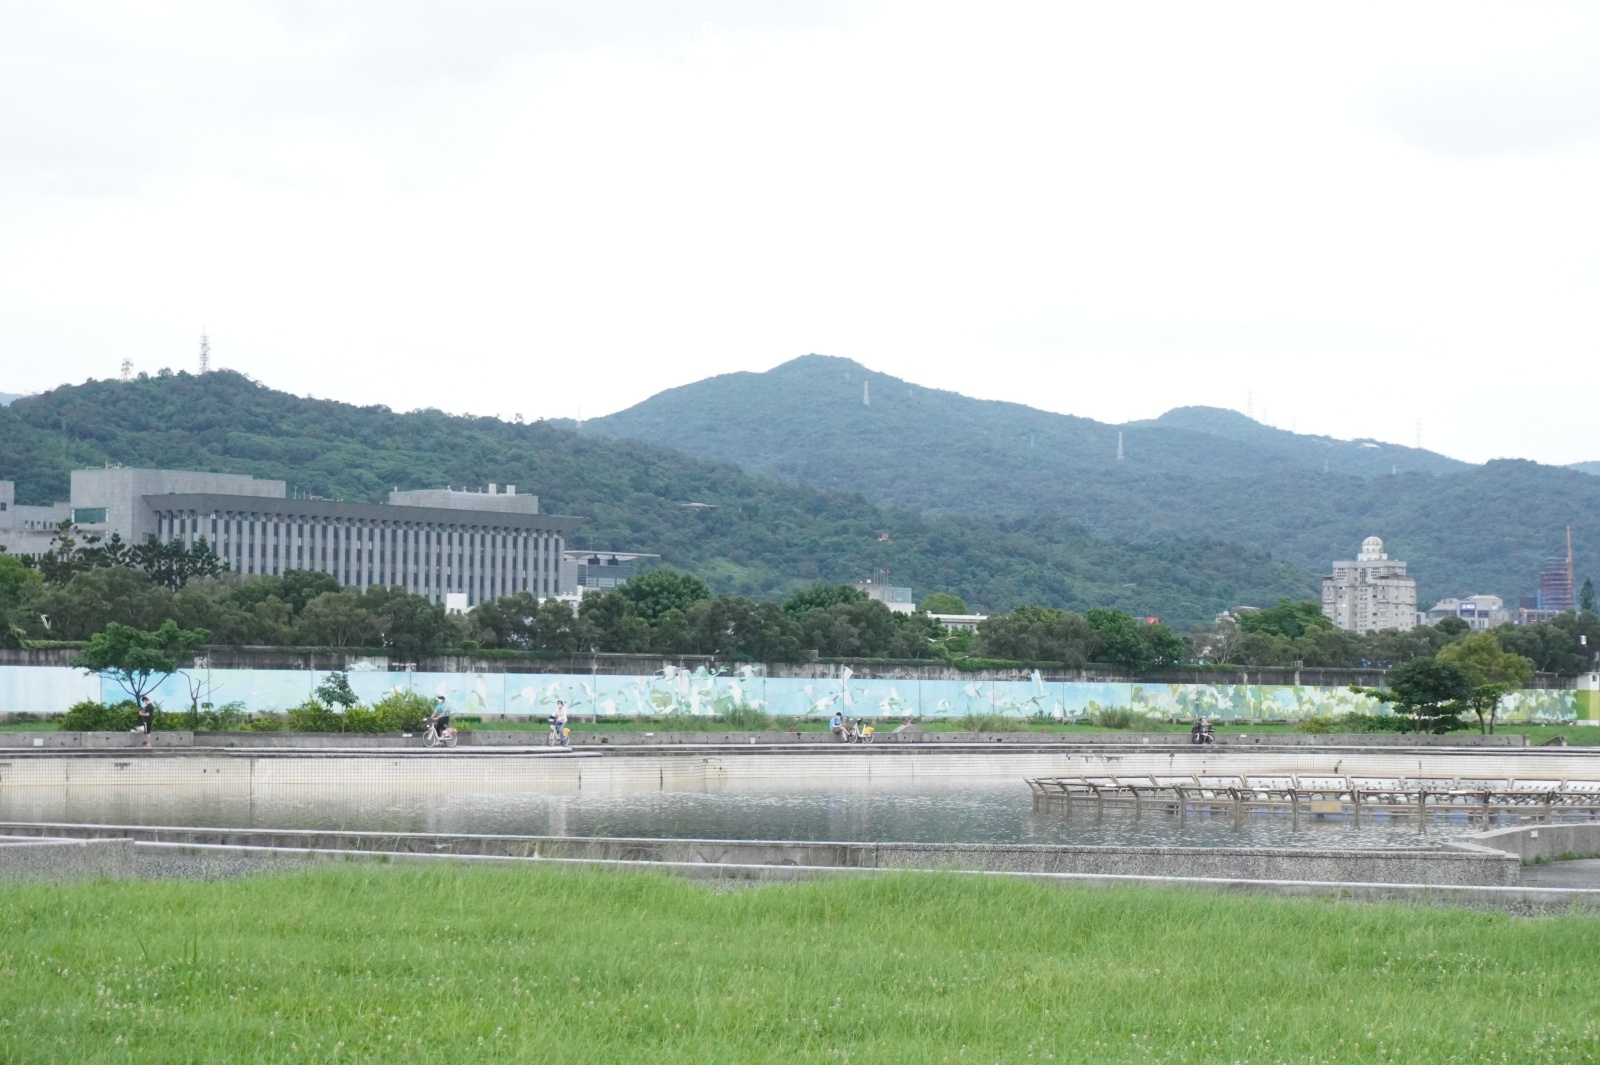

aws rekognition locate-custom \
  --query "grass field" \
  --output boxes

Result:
[2,866,1598,1063]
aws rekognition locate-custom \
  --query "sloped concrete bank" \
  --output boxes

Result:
[3,741,1598,796]
[0,822,1519,886]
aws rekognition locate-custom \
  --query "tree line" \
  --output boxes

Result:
[4,532,1595,681]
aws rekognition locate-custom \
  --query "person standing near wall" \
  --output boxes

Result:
[137,697,155,749]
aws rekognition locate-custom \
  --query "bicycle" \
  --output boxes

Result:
[424,721,458,749]
[547,720,571,748]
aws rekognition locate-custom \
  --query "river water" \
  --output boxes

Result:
[0,780,1478,850]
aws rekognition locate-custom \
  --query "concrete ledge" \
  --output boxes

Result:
[1460,822,1600,861]
[101,840,1600,912]
[0,822,1520,886]
[0,836,133,881]
[0,731,194,749]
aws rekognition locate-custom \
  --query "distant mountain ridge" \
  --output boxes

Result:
[0,393,25,406]
[584,355,1598,604]
[0,371,1319,628]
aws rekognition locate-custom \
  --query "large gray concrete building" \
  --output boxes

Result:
[0,467,581,607]
[1321,535,1417,634]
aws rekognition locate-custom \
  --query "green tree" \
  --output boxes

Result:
[1437,632,1535,734]
[467,592,539,649]
[296,591,381,647]
[690,598,801,660]
[1582,578,1596,615]
[977,606,1101,664]
[1356,657,1472,734]
[315,670,360,709]
[1085,608,1153,672]
[0,553,42,608]
[618,568,711,622]
[72,619,211,706]
[530,599,583,653]
[577,591,652,653]
[129,534,227,591]
[1238,599,1333,640]
[781,584,868,617]
[792,597,900,658]
[363,587,451,661]
[29,567,176,639]
[920,592,968,614]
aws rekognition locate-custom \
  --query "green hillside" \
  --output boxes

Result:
[584,355,1597,604]
[0,371,1317,628]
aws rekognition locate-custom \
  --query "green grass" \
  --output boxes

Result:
[2,866,1599,1063]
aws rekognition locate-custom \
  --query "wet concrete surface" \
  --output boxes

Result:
[1519,858,1600,888]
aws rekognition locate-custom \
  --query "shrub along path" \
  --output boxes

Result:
[2,865,1598,1063]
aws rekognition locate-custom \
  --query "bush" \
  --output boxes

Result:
[194,701,248,731]
[963,712,1030,733]
[1298,715,1337,734]
[57,700,137,731]
[287,699,340,732]
[718,703,773,731]
[372,690,431,733]
[244,712,288,732]
[1089,706,1145,729]
[1341,713,1413,734]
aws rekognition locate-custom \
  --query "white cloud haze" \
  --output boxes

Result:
[2,1,1598,463]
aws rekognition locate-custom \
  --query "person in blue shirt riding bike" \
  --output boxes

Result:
[427,695,452,739]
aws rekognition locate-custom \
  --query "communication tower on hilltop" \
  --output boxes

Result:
[1116,431,1124,461]
[199,332,211,374]
[119,358,133,382]
[863,380,870,407]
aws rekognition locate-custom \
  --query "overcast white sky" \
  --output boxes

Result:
[3,1,1598,464]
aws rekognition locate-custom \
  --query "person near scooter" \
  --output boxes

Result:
[1189,718,1205,745]
[829,709,847,742]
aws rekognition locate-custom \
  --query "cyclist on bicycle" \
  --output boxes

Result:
[550,699,569,741]
[428,695,452,739]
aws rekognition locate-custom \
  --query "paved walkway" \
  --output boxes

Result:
[1520,858,1600,888]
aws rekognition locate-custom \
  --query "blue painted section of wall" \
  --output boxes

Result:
[0,664,1578,724]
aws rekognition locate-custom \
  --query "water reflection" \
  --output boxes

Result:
[0,782,1468,850]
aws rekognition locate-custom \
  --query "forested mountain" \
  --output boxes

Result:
[0,371,1316,628]
[1569,462,1600,477]
[584,355,1598,605]
[0,393,24,406]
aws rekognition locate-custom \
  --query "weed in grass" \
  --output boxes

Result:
[1,866,1598,1063]
[961,712,1030,733]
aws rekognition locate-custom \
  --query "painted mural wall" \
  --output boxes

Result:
[0,664,1586,724]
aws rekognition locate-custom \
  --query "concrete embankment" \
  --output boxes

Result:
[2,741,1598,795]
[0,821,1521,887]
[1457,822,1600,862]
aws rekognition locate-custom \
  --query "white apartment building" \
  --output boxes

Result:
[1321,536,1418,634]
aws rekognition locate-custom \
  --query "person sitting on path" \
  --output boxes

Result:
[829,710,846,741]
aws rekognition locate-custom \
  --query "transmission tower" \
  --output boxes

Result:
[199,331,211,374]
[120,358,133,382]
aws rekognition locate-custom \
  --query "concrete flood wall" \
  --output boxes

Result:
[2,663,1589,724]
[5,744,1600,796]
[0,730,1534,751]
[1460,823,1600,862]
[0,823,1519,887]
